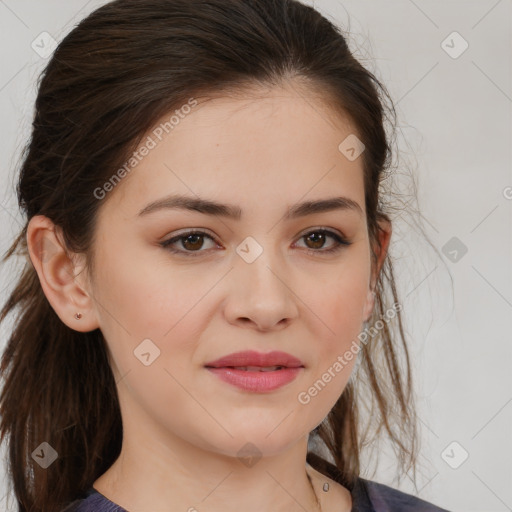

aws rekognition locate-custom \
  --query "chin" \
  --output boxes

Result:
[203,429,306,462]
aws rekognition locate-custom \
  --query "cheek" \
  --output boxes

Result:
[92,257,212,426]
[304,262,370,337]
[299,257,369,391]
[94,237,198,327]
[297,278,367,421]
[92,248,220,378]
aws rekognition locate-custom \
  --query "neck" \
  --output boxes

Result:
[94,433,322,512]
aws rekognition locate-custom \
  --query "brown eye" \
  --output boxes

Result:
[296,229,352,255]
[181,233,206,251]
[160,230,217,256]
[304,231,327,250]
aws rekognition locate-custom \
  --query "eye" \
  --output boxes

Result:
[294,228,352,255]
[160,230,218,256]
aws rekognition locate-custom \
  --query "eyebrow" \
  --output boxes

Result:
[137,194,363,220]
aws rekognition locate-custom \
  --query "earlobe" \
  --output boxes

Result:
[362,289,376,323]
[26,215,99,332]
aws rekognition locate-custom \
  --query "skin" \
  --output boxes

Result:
[27,82,391,512]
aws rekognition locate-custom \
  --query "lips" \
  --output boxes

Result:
[204,350,304,370]
[204,350,304,392]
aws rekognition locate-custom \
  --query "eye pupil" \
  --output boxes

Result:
[306,232,325,249]
[182,234,204,250]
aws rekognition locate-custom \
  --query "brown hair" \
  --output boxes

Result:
[1,0,425,510]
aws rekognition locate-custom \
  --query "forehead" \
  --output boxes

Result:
[98,83,366,220]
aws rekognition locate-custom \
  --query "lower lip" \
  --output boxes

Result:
[205,367,303,392]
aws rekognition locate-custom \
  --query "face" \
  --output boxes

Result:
[83,84,384,459]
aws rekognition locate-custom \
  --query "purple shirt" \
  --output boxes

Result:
[63,478,450,511]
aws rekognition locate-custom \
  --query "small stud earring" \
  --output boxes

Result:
[74,312,82,320]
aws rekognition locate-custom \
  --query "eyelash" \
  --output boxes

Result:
[159,228,352,257]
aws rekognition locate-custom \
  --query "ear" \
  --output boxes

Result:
[26,215,100,332]
[362,218,392,322]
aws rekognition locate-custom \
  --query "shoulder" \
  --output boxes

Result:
[59,488,127,512]
[353,477,451,512]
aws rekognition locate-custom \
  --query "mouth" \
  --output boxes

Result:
[203,350,304,392]
[204,350,304,369]
[204,364,304,392]
[204,365,291,371]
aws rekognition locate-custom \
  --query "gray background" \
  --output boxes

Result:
[0,1,511,511]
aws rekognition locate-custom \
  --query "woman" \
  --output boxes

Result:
[0,0,450,510]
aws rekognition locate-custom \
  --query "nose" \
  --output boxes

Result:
[223,248,299,332]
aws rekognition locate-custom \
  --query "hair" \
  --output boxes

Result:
[0,0,427,510]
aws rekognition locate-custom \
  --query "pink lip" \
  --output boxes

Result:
[204,350,304,368]
[204,350,304,393]
[206,367,302,392]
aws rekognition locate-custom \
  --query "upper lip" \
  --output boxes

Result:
[204,350,304,368]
